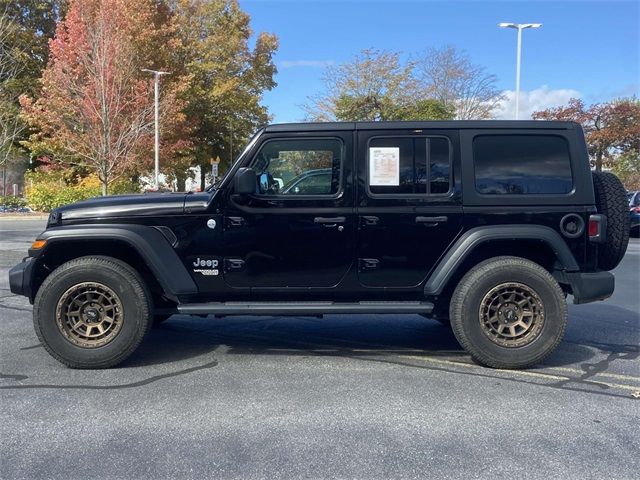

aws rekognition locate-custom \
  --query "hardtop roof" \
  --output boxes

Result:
[264,120,578,133]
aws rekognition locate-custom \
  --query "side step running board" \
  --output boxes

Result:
[177,301,433,316]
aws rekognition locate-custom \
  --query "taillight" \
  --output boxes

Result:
[588,214,606,243]
[631,206,640,213]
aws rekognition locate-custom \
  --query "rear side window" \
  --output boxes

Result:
[368,137,451,195]
[473,135,573,195]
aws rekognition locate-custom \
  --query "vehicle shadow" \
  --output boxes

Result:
[542,302,640,367]
[125,306,638,369]
[127,314,463,367]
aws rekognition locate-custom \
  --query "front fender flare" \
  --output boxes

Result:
[36,224,197,301]
[424,225,579,296]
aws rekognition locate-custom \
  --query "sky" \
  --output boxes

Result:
[240,0,639,122]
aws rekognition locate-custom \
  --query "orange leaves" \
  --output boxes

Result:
[533,98,640,171]
[20,0,191,193]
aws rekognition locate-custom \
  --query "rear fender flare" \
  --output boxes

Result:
[424,225,579,296]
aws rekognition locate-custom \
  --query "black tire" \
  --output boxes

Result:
[33,256,152,369]
[450,256,567,369]
[592,171,630,270]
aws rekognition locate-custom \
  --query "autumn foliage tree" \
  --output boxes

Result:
[533,97,640,172]
[20,0,188,194]
[173,0,278,187]
[1,6,26,179]
[304,49,453,122]
[0,1,67,195]
[414,46,504,120]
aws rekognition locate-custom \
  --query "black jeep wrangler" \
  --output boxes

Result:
[9,121,630,369]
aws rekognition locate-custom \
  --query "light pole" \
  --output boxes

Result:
[142,69,171,189]
[498,23,542,119]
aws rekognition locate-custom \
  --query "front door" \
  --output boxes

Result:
[223,133,355,290]
[356,130,463,288]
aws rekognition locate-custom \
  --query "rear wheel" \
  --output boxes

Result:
[33,256,152,368]
[450,256,567,369]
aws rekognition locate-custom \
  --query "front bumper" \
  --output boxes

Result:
[9,257,35,300]
[555,270,615,304]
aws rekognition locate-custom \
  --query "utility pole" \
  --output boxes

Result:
[142,69,171,189]
[498,23,542,120]
[229,120,234,164]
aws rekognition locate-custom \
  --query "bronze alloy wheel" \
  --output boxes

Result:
[55,282,124,348]
[479,282,545,348]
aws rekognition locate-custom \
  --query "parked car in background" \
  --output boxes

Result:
[628,190,640,237]
[0,195,31,213]
[281,168,333,195]
[0,205,32,214]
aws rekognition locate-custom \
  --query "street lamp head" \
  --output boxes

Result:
[141,68,172,76]
[499,22,542,29]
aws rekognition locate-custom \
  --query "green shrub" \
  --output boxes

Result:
[24,170,140,212]
[0,195,28,209]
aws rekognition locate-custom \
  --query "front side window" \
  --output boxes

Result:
[251,138,342,196]
[368,137,451,195]
[473,135,573,195]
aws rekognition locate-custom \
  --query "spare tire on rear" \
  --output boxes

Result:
[592,171,629,270]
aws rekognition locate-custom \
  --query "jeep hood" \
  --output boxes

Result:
[50,191,213,224]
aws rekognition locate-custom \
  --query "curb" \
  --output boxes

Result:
[0,214,48,221]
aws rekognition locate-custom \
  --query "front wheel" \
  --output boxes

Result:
[33,256,152,368]
[450,256,567,369]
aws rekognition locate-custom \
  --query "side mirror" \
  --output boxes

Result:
[234,167,257,194]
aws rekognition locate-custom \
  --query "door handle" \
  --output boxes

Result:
[416,216,448,224]
[314,216,346,224]
[359,258,380,271]
[226,216,246,228]
[361,215,380,227]
[224,258,245,272]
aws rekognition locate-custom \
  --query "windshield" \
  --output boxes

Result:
[205,129,264,192]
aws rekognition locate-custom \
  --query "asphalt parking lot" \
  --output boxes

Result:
[1,218,639,480]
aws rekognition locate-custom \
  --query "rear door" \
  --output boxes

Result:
[356,129,463,288]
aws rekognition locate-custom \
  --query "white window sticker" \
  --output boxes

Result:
[369,147,400,186]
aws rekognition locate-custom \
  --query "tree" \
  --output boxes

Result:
[0,1,67,195]
[533,97,640,171]
[0,1,66,96]
[173,0,278,188]
[612,149,640,190]
[414,46,503,120]
[0,5,27,194]
[305,49,454,122]
[20,0,188,195]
